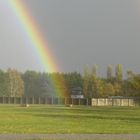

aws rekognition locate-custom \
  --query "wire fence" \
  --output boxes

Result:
[0,97,140,106]
[0,97,91,106]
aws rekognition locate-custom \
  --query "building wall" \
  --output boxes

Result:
[92,98,140,106]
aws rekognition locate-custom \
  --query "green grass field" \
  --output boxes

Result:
[0,104,140,134]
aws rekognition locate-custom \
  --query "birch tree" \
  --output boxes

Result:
[7,69,24,97]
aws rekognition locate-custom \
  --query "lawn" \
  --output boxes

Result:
[0,104,140,134]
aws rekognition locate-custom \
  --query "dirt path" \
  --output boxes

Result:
[0,134,140,140]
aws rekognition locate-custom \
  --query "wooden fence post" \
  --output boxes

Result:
[8,97,10,104]
[3,96,4,104]
[38,97,40,104]
[51,97,53,105]
[112,99,113,106]
[64,98,67,105]
[25,97,28,104]
[20,97,22,104]
[32,96,34,104]
[78,98,80,105]
[72,98,74,105]
[86,98,88,106]
[45,97,47,104]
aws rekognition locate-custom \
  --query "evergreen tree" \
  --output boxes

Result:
[83,67,91,97]
[107,64,113,80]
[115,64,123,82]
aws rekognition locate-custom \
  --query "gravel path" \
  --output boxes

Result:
[0,134,140,140]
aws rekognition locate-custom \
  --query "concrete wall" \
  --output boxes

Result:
[92,98,140,106]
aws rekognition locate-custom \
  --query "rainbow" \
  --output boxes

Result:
[9,0,68,97]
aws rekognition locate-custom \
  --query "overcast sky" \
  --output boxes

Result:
[0,0,140,76]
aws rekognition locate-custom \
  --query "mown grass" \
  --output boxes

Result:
[0,104,140,134]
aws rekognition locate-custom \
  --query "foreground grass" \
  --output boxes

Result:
[0,104,140,134]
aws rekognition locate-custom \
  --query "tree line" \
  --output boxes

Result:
[0,65,140,98]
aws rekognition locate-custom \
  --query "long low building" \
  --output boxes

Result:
[92,98,140,106]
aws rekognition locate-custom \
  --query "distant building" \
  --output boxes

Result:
[108,96,124,99]
[71,87,84,99]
